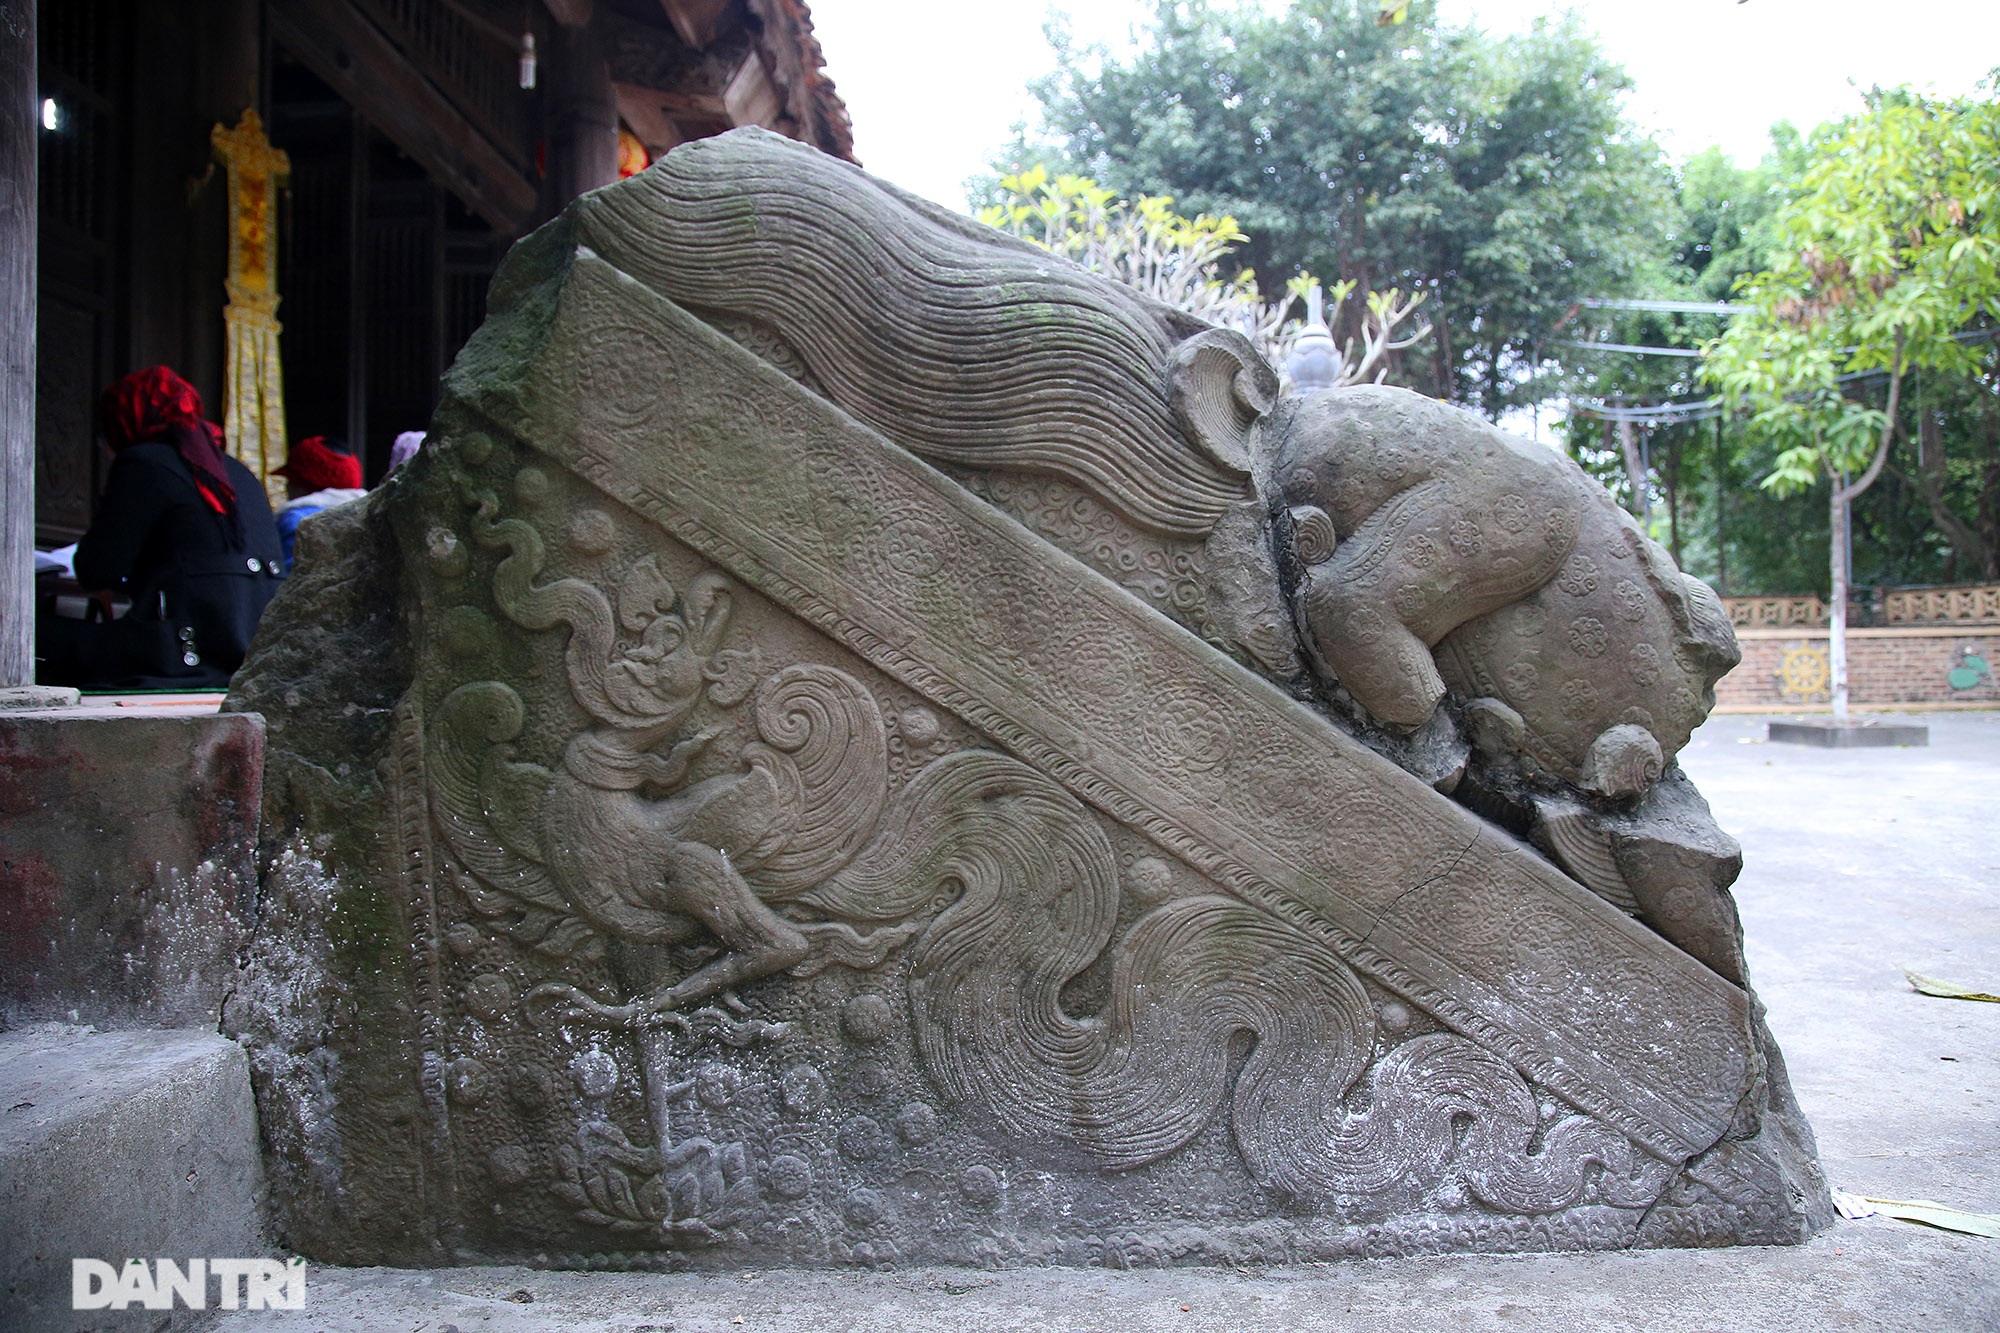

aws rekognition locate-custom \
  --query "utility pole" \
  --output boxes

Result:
[1617,414,1650,526]
[1829,470,1851,722]
[1713,414,1728,595]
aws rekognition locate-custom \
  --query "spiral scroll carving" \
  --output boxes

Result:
[808,747,1668,1212]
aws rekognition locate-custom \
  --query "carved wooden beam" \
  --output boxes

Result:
[612,82,687,155]
[613,52,775,149]
[617,84,719,121]
[271,0,537,234]
[606,1,845,154]
[742,0,809,142]
[604,9,736,102]
[658,0,734,50]
[743,0,853,160]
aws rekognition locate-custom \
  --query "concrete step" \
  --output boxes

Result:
[0,704,263,1030]
[0,1025,266,1333]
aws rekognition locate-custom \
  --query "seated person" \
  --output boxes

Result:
[53,366,285,689]
[387,429,426,473]
[274,435,366,570]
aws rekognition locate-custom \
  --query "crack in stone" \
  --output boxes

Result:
[1357,831,1484,949]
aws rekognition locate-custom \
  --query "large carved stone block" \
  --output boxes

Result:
[225,128,1828,1268]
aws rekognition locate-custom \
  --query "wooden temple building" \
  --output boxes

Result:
[10,0,852,568]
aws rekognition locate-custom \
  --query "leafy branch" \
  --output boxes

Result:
[978,165,1429,385]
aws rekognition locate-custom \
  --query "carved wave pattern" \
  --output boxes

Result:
[822,748,1667,1213]
[577,131,1249,539]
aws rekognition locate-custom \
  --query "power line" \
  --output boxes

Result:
[1578,298,1741,315]
[1577,398,1725,423]
[1575,361,1940,424]
[1564,327,1997,421]
[1559,339,1702,358]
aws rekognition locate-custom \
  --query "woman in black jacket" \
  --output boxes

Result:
[61,366,285,688]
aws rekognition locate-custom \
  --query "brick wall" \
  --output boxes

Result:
[1716,626,2000,711]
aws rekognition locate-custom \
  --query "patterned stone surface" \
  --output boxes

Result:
[224,129,1827,1269]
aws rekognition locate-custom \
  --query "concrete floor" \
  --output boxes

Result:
[213,712,2000,1332]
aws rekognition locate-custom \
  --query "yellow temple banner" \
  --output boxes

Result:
[212,109,291,506]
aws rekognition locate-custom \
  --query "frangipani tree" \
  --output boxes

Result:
[1703,85,2000,720]
[978,166,1429,386]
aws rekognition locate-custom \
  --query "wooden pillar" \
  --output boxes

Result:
[543,17,617,212]
[346,110,367,459]
[0,0,35,687]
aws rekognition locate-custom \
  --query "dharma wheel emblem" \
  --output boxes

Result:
[1778,643,1831,701]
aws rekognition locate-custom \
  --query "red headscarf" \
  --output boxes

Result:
[276,436,364,493]
[101,367,239,523]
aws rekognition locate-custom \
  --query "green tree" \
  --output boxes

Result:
[1676,139,1797,304]
[1018,0,1674,416]
[1895,358,2000,582]
[1703,86,2000,718]
[1552,142,1798,576]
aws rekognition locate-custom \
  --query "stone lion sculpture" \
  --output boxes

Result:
[1260,389,1748,982]
[1266,386,1742,797]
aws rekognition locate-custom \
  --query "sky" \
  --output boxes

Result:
[807,1,2000,212]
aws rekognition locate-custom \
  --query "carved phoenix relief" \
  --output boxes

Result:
[424,471,1669,1222]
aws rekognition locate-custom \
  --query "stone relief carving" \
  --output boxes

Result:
[580,134,1267,540]
[944,467,1214,640]
[223,127,1828,1269]
[433,488,911,1023]
[416,473,1666,1242]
